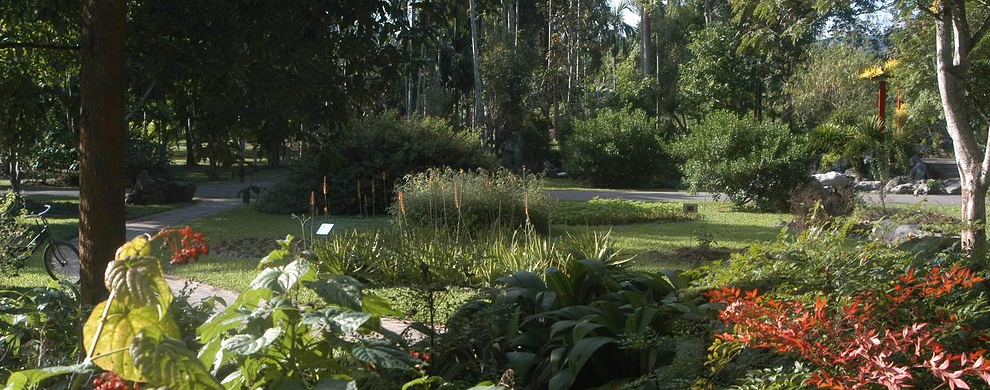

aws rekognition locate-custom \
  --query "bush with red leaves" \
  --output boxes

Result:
[707,266,990,390]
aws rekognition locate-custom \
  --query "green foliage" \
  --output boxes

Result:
[563,109,674,188]
[784,42,878,132]
[391,167,549,234]
[257,112,497,216]
[0,285,81,386]
[436,260,701,390]
[678,23,763,119]
[0,192,29,276]
[125,132,173,183]
[690,219,956,302]
[552,198,693,226]
[808,116,912,178]
[671,111,812,211]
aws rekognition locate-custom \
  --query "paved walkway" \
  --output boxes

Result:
[549,189,964,206]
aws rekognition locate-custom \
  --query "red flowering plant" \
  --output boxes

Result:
[706,266,990,390]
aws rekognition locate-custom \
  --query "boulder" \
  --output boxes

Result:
[882,224,957,255]
[126,171,197,205]
[942,178,962,195]
[891,183,917,194]
[885,176,910,193]
[852,180,881,192]
[812,171,852,188]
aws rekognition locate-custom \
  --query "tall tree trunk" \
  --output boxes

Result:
[469,0,487,138]
[185,118,197,166]
[640,2,653,78]
[933,0,987,255]
[79,0,127,305]
[704,0,714,24]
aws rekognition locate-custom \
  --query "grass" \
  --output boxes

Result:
[163,206,390,293]
[552,198,693,225]
[554,201,789,271]
[0,196,196,289]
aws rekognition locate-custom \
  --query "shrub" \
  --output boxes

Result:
[563,108,674,188]
[0,191,28,276]
[391,167,550,234]
[707,266,990,390]
[787,183,857,229]
[553,198,694,225]
[433,261,704,389]
[671,110,813,211]
[125,132,173,184]
[0,285,80,384]
[257,111,497,215]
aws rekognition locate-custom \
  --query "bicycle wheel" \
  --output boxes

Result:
[44,241,79,282]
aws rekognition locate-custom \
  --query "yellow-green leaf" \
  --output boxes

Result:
[83,300,180,382]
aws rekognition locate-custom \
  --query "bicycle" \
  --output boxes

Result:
[14,204,80,282]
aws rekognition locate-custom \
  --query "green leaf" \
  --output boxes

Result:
[130,327,224,390]
[221,327,283,355]
[2,363,96,390]
[301,308,370,334]
[258,247,290,270]
[506,352,536,381]
[304,276,364,310]
[250,258,313,294]
[351,341,418,371]
[83,300,181,382]
[401,377,444,390]
[313,378,358,390]
[104,256,173,315]
[566,337,615,382]
[362,294,402,317]
[548,368,572,390]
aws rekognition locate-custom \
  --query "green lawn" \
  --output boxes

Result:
[163,206,390,293]
[0,196,195,289]
[171,165,286,185]
[554,201,789,271]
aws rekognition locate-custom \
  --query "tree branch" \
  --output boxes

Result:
[0,41,80,51]
[124,80,157,122]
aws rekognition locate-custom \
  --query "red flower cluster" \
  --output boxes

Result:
[92,372,142,390]
[411,350,431,362]
[706,266,989,390]
[164,226,209,264]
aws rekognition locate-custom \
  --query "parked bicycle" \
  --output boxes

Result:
[15,204,79,282]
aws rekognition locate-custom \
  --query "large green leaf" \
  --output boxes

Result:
[104,256,173,315]
[130,327,224,390]
[83,300,180,382]
[566,337,616,382]
[304,276,363,310]
[506,352,536,382]
[351,341,418,371]
[548,368,572,390]
[257,235,294,269]
[2,363,96,390]
[362,294,402,317]
[221,327,283,355]
[313,378,357,390]
[301,308,370,334]
[250,258,313,294]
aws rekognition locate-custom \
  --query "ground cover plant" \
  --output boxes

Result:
[553,198,694,226]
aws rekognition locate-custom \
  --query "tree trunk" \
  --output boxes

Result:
[78,0,127,305]
[933,0,987,255]
[469,0,487,138]
[185,118,197,166]
[704,0,714,24]
[640,3,653,78]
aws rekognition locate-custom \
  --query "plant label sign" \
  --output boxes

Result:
[316,223,335,236]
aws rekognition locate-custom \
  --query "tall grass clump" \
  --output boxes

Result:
[390,167,551,234]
